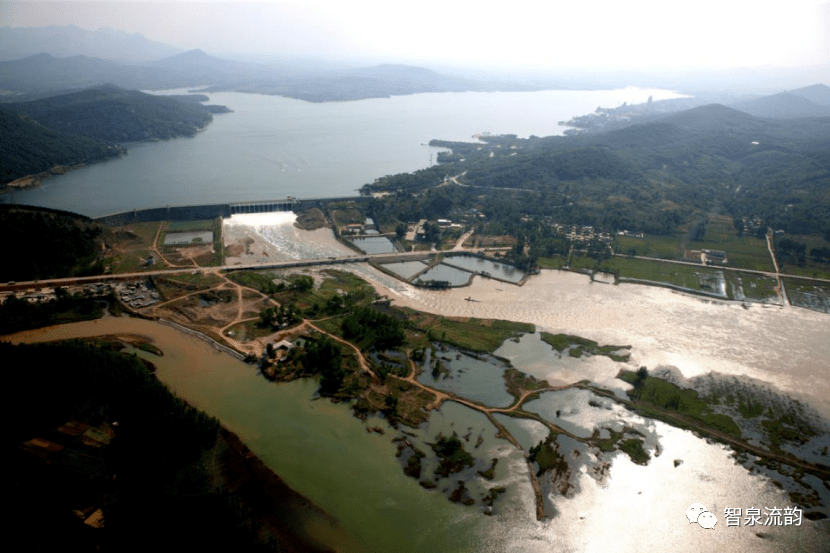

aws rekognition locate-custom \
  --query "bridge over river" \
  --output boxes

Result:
[0,250,454,292]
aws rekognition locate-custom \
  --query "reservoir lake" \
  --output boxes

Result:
[11,87,687,217]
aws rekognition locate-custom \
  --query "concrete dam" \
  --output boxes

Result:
[94,196,370,226]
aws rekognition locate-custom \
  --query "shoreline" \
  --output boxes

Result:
[217,426,343,553]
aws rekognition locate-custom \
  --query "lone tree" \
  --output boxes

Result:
[632,366,649,398]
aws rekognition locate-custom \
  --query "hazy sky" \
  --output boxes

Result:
[3,0,828,70]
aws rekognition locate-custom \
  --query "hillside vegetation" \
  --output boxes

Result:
[0,108,122,184]
[369,103,830,239]
[0,85,227,183]
[0,205,106,281]
[6,85,216,142]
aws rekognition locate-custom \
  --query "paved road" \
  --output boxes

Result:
[614,253,830,284]
[0,248,504,292]
[4,245,828,293]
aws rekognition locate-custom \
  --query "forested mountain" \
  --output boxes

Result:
[5,85,218,142]
[0,205,106,280]
[370,103,830,238]
[0,108,122,184]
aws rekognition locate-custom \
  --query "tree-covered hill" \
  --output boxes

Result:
[0,108,122,184]
[5,84,217,142]
[0,205,107,281]
[369,103,830,238]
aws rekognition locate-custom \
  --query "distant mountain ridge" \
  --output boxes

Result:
[729,84,830,119]
[0,25,183,63]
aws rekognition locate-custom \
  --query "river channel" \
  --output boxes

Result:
[8,265,830,552]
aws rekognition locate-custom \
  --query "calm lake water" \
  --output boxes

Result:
[11,87,686,217]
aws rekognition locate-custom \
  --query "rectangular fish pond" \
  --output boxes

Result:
[443,255,526,284]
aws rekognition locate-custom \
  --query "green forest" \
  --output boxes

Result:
[366,105,830,241]
[7,340,276,551]
[0,85,226,183]
[0,205,105,281]
[0,108,122,184]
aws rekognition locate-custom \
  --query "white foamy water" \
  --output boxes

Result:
[223,211,355,262]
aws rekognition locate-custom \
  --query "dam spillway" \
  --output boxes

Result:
[228,198,299,214]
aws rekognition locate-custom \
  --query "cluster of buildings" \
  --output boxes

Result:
[341,217,379,236]
[740,216,763,236]
[547,223,613,243]
[114,281,161,309]
[1,282,112,304]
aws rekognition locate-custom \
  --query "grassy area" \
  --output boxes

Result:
[529,434,569,476]
[331,207,365,229]
[404,310,534,352]
[537,255,568,269]
[616,234,682,259]
[690,214,774,271]
[386,376,434,427]
[120,221,162,244]
[167,219,215,232]
[225,319,274,342]
[225,270,281,294]
[775,233,830,279]
[151,273,223,300]
[692,236,773,271]
[618,370,741,437]
[432,433,474,477]
[614,216,775,272]
[761,415,817,453]
[619,438,649,465]
[504,368,550,402]
[108,222,163,273]
[540,332,630,362]
[110,248,156,274]
[133,341,163,356]
[580,255,728,291]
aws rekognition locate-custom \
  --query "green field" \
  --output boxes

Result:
[167,219,216,232]
[401,309,534,352]
[537,255,568,269]
[775,233,830,280]
[690,215,774,271]
[540,332,630,361]
[616,234,682,259]
[615,215,774,272]
[573,255,721,291]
